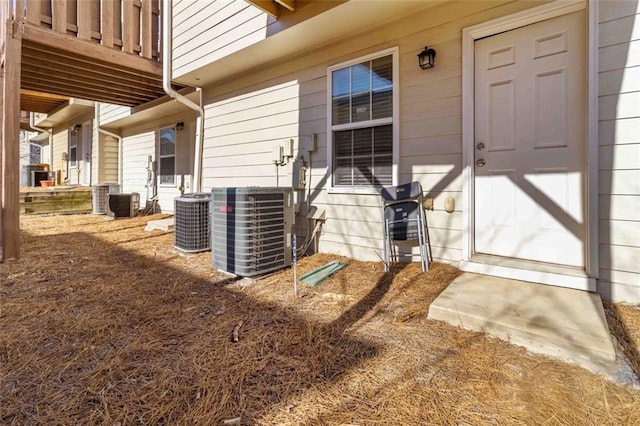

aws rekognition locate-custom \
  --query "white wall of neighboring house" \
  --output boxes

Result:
[597,0,640,302]
[98,134,120,184]
[121,115,196,213]
[51,128,67,184]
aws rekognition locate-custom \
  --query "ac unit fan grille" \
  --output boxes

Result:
[174,193,211,253]
[211,188,292,277]
[92,184,120,215]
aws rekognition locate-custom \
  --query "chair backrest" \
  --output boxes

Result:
[381,182,424,241]
[380,181,423,202]
[384,201,421,240]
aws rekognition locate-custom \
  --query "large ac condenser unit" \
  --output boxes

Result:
[92,183,120,215]
[211,187,293,277]
[174,193,211,253]
[108,192,140,218]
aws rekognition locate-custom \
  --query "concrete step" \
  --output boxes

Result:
[428,273,617,370]
[145,218,174,232]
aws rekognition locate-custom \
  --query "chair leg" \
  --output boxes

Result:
[383,219,390,272]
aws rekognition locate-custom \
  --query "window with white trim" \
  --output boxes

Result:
[69,126,79,168]
[158,127,176,185]
[330,50,395,188]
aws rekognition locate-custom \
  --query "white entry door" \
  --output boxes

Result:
[474,11,586,268]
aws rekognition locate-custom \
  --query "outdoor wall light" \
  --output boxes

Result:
[175,121,184,132]
[71,124,81,133]
[417,46,436,69]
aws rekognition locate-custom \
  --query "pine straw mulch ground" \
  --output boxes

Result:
[1,213,640,425]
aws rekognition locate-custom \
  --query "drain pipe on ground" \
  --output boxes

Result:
[162,0,204,193]
[95,103,124,187]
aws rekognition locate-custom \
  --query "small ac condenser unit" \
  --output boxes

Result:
[174,193,211,253]
[92,183,120,215]
[107,192,140,218]
[211,187,293,277]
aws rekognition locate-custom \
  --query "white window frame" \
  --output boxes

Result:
[326,46,400,195]
[158,126,176,187]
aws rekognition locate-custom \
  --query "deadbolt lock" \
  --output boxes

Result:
[476,142,485,150]
[476,159,486,167]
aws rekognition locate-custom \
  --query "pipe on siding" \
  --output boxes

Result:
[95,103,123,186]
[161,0,204,193]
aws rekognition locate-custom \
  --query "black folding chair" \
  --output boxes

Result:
[381,182,432,272]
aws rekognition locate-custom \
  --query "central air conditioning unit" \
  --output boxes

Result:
[107,192,140,218]
[92,183,120,215]
[174,193,211,253]
[211,187,293,277]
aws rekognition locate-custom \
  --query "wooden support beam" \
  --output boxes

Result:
[274,0,295,12]
[1,21,22,261]
[21,45,164,91]
[20,24,162,76]
[246,1,279,18]
[20,89,68,100]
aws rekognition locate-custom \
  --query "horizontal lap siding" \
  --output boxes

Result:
[597,0,640,303]
[99,103,131,126]
[99,135,119,184]
[172,0,267,79]
[200,0,552,263]
[52,130,68,184]
[122,132,154,207]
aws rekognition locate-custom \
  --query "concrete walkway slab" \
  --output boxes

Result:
[145,218,174,232]
[428,273,621,374]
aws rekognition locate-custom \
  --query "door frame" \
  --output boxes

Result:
[460,0,598,290]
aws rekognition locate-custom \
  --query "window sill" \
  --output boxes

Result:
[327,186,381,196]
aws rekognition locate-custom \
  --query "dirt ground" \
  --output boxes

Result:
[1,213,640,425]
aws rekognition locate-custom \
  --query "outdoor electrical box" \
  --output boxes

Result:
[272,145,283,165]
[291,158,307,190]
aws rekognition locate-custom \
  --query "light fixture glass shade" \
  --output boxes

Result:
[417,46,436,69]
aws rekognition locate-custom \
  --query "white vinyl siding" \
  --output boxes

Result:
[51,130,67,184]
[122,131,154,204]
[99,103,131,126]
[201,80,301,189]
[199,1,549,264]
[597,0,640,303]
[121,117,196,213]
[172,0,266,79]
[99,134,119,184]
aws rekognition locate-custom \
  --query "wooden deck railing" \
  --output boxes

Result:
[8,0,160,60]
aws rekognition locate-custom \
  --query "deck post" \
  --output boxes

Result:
[1,21,22,261]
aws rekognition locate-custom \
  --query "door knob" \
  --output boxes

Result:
[476,159,486,167]
[476,142,485,150]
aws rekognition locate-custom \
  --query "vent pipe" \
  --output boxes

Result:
[162,0,204,193]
